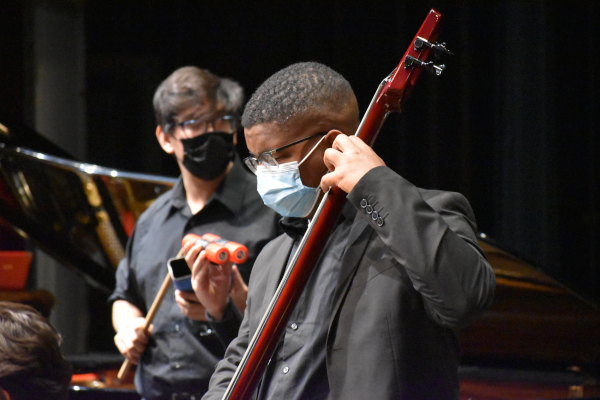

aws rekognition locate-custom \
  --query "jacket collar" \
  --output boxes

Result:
[274,199,370,299]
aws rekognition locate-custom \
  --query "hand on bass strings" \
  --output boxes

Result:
[321,131,385,194]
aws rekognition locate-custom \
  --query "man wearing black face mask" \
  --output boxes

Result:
[109,66,282,400]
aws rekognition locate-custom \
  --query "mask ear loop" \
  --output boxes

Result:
[298,135,329,210]
[298,134,328,166]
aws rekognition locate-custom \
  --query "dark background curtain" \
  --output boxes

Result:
[82,1,599,301]
[1,0,599,350]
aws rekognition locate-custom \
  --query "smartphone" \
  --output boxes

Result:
[168,257,193,292]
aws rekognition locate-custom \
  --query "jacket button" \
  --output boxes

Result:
[360,199,368,208]
[377,217,384,227]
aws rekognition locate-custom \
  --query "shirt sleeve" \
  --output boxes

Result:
[207,299,244,349]
[107,227,146,313]
[202,295,253,399]
[347,166,496,329]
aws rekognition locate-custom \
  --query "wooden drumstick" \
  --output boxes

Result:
[116,248,183,381]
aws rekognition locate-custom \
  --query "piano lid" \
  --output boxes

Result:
[0,120,175,292]
[461,237,600,368]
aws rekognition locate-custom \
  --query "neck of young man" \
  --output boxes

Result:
[181,161,232,215]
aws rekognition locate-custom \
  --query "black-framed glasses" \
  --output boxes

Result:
[170,114,238,135]
[244,131,327,174]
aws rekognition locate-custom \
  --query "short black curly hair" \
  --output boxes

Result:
[242,62,354,128]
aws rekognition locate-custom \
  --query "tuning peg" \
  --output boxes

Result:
[414,36,454,59]
[404,55,445,76]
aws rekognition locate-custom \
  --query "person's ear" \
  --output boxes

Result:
[156,125,175,154]
[1,388,11,400]
[325,130,346,148]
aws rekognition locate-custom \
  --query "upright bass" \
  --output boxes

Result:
[223,9,452,400]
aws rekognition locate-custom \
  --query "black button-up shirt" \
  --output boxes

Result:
[257,202,355,400]
[109,159,281,400]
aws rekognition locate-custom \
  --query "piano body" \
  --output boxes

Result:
[1,118,599,399]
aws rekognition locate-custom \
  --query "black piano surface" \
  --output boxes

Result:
[0,117,176,293]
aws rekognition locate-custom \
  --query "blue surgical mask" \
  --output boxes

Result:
[256,135,326,218]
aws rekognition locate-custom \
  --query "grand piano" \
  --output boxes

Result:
[1,117,599,399]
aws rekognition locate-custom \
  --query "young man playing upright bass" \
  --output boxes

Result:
[186,62,496,400]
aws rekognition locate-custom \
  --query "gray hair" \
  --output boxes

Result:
[153,66,244,131]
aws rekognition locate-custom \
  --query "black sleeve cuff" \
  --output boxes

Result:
[207,298,243,348]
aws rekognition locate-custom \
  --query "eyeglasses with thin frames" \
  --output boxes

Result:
[244,132,327,174]
[169,114,238,136]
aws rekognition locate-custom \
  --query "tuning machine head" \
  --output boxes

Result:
[404,55,445,76]
[414,36,454,59]
[404,36,453,76]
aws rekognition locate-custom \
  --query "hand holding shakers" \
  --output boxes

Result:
[196,233,249,264]
[182,233,248,264]
[170,234,249,293]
